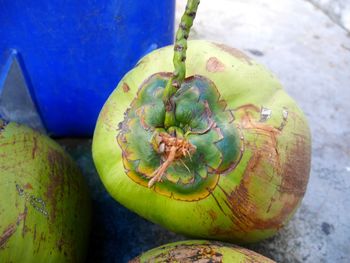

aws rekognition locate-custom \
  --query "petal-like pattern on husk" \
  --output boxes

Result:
[117,73,243,201]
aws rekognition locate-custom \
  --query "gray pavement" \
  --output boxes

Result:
[308,0,350,31]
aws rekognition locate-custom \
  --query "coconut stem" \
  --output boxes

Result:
[163,0,200,128]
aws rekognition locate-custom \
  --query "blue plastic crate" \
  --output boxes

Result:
[0,0,175,136]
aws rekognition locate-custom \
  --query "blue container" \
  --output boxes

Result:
[0,0,175,136]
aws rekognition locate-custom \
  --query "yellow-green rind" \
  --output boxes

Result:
[129,240,275,263]
[92,40,311,243]
[0,122,91,262]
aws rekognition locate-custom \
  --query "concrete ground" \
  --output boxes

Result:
[308,0,350,31]
[62,0,350,262]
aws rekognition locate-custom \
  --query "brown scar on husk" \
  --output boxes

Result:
[234,104,260,112]
[23,183,33,190]
[45,149,67,221]
[122,83,130,93]
[208,209,218,221]
[237,104,309,195]
[0,209,28,249]
[206,57,226,72]
[212,104,310,232]
[279,132,310,195]
[0,225,16,249]
[214,43,253,65]
[148,244,223,262]
[32,136,38,159]
[236,104,281,150]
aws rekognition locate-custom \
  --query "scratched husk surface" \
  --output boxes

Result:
[0,121,90,262]
[92,40,311,243]
[130,240,275,263]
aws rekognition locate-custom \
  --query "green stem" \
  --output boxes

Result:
[163,0,200,128]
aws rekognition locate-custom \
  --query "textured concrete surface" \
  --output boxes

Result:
[61,0,350,262]
[307,0,350,31]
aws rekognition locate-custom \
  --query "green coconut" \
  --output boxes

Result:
[0,120,91,262]
[129,240,275,263]
[92,0,310,243]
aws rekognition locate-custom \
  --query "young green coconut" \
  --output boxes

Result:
[0,120,91,262]
[129,240,275,263]
[92,0,310,243]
